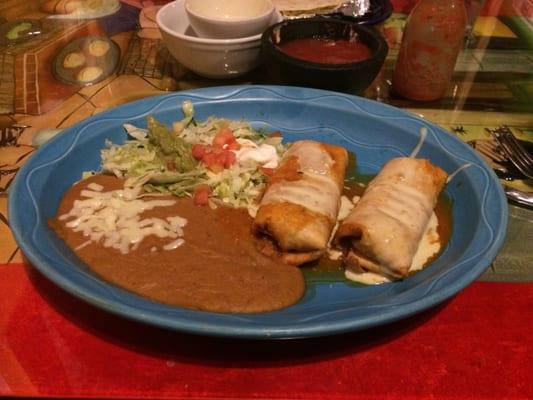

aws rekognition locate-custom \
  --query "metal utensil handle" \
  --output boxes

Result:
[504,186,533,209]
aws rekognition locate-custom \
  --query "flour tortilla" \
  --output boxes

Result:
[273,0,340,14]
[253,140,348,265]
[334,158,448,279]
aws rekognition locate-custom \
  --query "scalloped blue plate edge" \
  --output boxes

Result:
[8,85,509,339]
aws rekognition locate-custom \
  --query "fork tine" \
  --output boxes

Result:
[502,130,533,164]
[502,140,533,177]
[470,137,530,179]
[510,155,533,178]
[492,130,533,179]
[496,126,528,154]
[503,147,533,178]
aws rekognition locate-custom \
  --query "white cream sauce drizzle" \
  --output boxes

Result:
[286,141,333,175]
[260,141,340,220]
[409,125,472,185]
[366,182,433,233]
[447,163,472,184]
[262,173,341,220]
[344,211,441,285]
[410,127,427,158]
[59,185,187,254]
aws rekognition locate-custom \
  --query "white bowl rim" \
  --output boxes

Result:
[157,0,279,44]
[184,0,274,24]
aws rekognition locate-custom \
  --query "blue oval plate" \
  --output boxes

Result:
[9,86,508,339]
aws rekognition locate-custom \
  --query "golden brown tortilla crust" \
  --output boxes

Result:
[253,141,348,265]
[281,250,324,265]
[254,202,332,252]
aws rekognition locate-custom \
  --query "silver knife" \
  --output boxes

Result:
[504,186,533,209]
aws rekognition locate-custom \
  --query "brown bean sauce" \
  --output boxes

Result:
[49,174,305,314]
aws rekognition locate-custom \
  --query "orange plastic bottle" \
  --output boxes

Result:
[392,0,468,101]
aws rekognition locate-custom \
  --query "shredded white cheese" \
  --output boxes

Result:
[59,185,187,254]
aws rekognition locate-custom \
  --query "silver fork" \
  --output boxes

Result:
[469,136,522,180]
[488,126,533,180]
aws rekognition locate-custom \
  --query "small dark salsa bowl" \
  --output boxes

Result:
[261,17,388,94]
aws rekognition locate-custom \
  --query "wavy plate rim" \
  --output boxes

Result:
[9,85,508,339]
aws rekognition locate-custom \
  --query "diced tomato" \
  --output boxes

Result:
[226,141,240,151]
[214,149,226,162]
[213,128,237,149]
[203,152,216,163]
[196,130,240,173]
[202,152,216,166]
[193,185,211,206]
[222,150,236,168]
[259,166,274,175]
[191,144,206,160]
[200,152,221,172]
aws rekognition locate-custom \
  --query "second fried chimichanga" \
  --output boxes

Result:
[253,140,348,265]
[334,157,448,279]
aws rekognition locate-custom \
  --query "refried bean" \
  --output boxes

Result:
[49,174,305,313]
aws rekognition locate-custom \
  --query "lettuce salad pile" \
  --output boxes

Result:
[99,101,286,210]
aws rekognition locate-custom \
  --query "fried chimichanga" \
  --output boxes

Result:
[253,140,348,265]
[334,157,448,279]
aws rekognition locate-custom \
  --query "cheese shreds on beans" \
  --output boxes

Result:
[59,183,187,254]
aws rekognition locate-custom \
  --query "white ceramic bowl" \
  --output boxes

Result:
[157,0,281,79]
[185,0,275,39]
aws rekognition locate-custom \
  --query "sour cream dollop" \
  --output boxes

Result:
[235,139,279,169]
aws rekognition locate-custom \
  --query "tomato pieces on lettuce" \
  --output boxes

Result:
[191,143,207,160]
[192,128,240,172]
[193,184,212,206]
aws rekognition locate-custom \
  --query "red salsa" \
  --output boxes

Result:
[279,37,371,64]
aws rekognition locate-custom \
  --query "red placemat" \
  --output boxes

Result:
[1,263,532,399]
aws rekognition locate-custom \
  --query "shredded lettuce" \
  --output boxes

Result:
[101,140,162,177]
[99,101,286,209]
[206,166,267,208]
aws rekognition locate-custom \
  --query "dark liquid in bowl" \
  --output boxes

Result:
[279,38,371,64]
